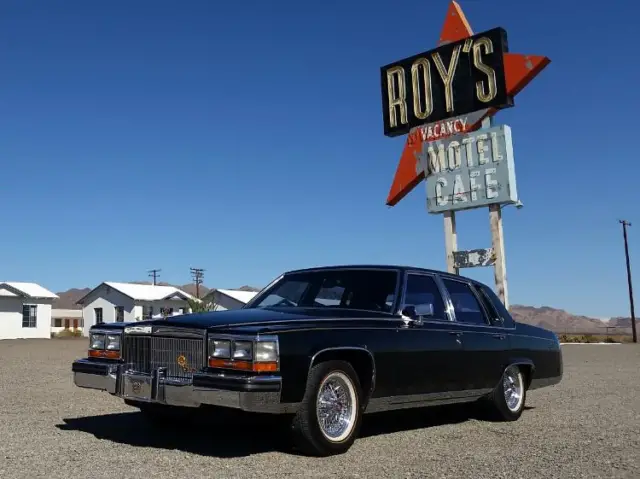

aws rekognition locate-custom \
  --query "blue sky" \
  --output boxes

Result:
[0,0,637,318]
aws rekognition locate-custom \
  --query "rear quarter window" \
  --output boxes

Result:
[476,284,514,327]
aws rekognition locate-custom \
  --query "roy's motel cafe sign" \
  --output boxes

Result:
[381,0,550,209]
[379,0,550,299]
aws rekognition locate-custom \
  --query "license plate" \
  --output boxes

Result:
[122,374,152,401]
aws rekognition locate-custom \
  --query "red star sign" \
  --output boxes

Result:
[386,1,550,207]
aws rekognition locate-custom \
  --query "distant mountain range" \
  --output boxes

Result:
[509,305,636,335]
[51,283,637,336]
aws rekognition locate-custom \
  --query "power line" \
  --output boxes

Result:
[619,220,637,343]
[190,267,205,299]
[148,269,161,285]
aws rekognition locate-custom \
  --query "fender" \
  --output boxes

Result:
[501,358,536,388]
[308,346,377,404]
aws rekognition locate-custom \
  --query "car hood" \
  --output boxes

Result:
[135,307,397,331]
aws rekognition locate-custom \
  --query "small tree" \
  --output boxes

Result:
[188,297,214,313]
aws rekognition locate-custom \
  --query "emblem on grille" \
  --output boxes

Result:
[176,354,196,373]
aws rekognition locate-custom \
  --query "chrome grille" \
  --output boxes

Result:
[122,333,206,380]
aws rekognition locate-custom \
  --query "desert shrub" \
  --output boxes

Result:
[55,329,84,339]
[55,329,75,338]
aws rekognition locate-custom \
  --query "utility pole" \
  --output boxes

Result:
[190,267,205,298]
[619,220,637,343]
[148,269,161,285]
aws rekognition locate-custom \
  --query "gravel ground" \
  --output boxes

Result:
[0,339,638,479]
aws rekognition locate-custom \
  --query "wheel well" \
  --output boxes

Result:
[517,363,534,389]
[310,349,375,404]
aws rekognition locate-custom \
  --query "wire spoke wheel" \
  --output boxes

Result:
[315,371,357,442]
[502,366,524,412]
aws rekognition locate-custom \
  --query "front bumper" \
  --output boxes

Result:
[72,359,292,414]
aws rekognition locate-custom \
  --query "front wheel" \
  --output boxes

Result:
[291,360,363,456]
[487,364,527,421]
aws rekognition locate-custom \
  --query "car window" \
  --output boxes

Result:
[404,274,446,319]
[476,283,512,326]
[441,279,488,325]
[315,280,345,307]
[253,280,309,307]
[474,284,502,325]
[249,269,399,313]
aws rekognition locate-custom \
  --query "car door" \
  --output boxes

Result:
[392,272,465,398]
[439,277,506,393]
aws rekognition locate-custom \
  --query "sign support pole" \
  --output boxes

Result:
[480,116,509,309]
[489,203,508,309]
[444,211,459,275]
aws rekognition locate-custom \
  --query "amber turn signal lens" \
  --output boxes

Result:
[208,358,277,372]
[88,349,121,359]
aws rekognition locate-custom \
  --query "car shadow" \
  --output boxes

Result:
[57,403,536,458]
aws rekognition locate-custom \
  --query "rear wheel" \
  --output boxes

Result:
[487,364,527,421]
[291,360,363,456]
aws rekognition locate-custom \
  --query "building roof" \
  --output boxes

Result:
[0,282,59,299]
[76,281,194,304]
[52,308,83,318]
[215,288,258,304]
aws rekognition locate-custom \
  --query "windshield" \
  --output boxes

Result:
[246,269,400,313]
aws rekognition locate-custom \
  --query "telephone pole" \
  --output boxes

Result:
[148,269,161,285]
[190,267,205,298]
[619,220,637,343]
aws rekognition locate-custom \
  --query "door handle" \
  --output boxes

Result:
[492,334,506,340]
[449,331,462,337]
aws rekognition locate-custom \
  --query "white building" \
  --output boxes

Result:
[51,309,84,335]
[202,288,258,311]
[0,282,58,340]
[76,282,195,336]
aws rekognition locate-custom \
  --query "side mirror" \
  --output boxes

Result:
[400,303,434,321]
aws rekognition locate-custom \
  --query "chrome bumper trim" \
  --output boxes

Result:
[72,359,295,414]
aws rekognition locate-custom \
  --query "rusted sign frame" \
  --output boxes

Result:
[443,116,510,309]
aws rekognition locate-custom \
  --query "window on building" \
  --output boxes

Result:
[22,305,37,328]
[142,305,154,320]
[115,306,124,322]
[94,307,103,324]
[441,279,488,325]
[54,318,62,328]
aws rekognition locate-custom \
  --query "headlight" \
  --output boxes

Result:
[255,341,278,362]
[106,334,120,351]
[88,331,121,359]
[207,336,279,372]
[90,333,105,350]
[211,339,231,358]
[233,341,253,360]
